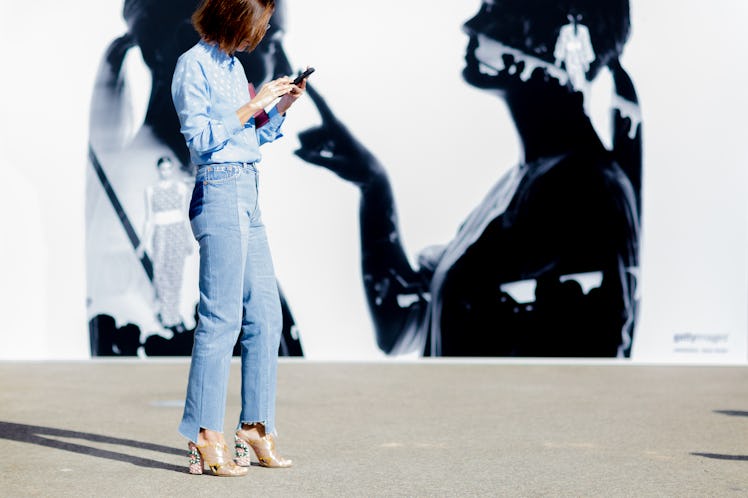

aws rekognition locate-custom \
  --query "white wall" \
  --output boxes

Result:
[0,1,127,358]
[627,1,748,362]
[0,0,745,361]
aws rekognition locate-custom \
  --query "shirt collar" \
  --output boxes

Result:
[200,39,236,69]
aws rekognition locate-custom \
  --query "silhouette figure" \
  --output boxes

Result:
[295,0,642,357]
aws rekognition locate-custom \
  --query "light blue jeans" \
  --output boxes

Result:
[179,162,282,443]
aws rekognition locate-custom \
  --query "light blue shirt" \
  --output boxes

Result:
[171,40,285,166]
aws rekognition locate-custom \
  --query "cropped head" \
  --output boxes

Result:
[464,0,630,89]
[156,156,175,178]
[192,0,276,54]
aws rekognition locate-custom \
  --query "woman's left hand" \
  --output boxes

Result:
[276,75,307,114]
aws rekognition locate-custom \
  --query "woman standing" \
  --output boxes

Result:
[138,156,193,332]
[172,0,304,476]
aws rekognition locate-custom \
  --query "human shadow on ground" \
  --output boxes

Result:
[0,421,185,473]
[691,409,748,462]
[713,410,748,418]
[691,453,748,461]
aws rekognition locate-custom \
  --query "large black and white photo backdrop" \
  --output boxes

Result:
[1,0,746,362]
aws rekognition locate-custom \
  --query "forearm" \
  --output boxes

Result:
[181,109,242,155]
[236,101,265,126]
[357,173,429,353]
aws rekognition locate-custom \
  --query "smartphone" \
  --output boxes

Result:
[293,67,315,86]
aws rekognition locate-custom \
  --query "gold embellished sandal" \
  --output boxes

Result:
[235,427,292,468]
[188,441,249,476]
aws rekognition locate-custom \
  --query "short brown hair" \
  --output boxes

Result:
[192,0,275,54]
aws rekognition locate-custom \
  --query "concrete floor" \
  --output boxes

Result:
[0,360,746,497]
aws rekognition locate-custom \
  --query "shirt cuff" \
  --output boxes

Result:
[267,106,286,127]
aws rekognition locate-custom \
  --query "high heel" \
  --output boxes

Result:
[235,429,293,468]
[188,441,249,477]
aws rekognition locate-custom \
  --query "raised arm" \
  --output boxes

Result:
[295,85,430,353]
[171,58,293,155]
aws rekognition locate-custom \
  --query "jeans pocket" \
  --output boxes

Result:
[197,165,241,185]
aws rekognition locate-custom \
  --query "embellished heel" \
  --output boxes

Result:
[187,441,249,477]
[234,436,253,467]
[188,442,204,475]
[235,427,293,468]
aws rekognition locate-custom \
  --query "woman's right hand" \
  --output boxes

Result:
[249,76,295,112]
[295,84,384,187]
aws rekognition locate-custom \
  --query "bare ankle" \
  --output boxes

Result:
[239,422,266,438]
[198,428,224,446]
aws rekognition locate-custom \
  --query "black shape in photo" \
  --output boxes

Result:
[296,0,641,357]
